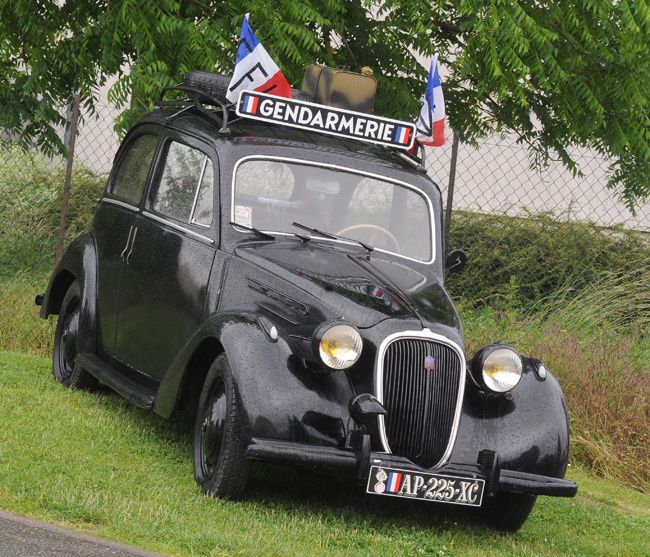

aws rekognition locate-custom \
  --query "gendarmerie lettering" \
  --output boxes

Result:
[237,90,416,149]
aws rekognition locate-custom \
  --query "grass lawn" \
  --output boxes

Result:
[0,349,648,557]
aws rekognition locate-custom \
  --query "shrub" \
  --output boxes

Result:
[447,211,650,311]
[0,143,106,278]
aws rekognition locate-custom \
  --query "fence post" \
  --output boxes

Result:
[55,93,81,262]
[444,131,459,255]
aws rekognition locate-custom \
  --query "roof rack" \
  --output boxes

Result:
[156,84,233,134]
[156,72,428,171]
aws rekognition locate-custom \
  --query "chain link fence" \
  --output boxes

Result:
[424,137,649,233]
[68,104,650,233]
[1,102,648,285]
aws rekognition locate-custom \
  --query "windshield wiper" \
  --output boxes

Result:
[229,222,276,241]
[291,221,374,253]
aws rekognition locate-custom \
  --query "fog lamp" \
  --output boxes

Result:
[315,323,362,369]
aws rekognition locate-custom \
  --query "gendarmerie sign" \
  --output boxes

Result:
[236,90,416,150]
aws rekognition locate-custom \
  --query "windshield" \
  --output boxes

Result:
[232,158,434,262]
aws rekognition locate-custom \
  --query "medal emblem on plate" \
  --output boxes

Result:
[373,467,388,493]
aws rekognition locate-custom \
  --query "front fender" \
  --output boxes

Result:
[155,312,355,447]
[40,233,98,355]
[450,357,570,479]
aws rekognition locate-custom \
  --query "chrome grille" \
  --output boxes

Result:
[378,334,464,468]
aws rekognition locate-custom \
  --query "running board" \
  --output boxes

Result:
[76,353,158,409]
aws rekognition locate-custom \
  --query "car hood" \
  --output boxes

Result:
[235,240,461,330]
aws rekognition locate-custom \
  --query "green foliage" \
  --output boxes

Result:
[447,211,650,310]
[0,1,648,209]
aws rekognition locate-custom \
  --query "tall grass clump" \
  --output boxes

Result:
[463,268,649,492]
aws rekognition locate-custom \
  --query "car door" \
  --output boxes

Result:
[114,134,218,379]
[93,132,160,356]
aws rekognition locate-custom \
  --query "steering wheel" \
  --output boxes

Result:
[336,224,401,253]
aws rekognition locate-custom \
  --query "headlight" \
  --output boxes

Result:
[314,323,363,369]
[473,345,523,393]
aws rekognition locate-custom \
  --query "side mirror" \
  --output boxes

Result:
[446,249,467,273]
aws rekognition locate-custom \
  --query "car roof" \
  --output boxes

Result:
[139,107,428,177]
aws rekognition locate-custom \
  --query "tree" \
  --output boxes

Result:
[1,0,648,210]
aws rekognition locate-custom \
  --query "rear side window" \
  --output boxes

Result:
[112,134,158,204]
[153,141,214,226]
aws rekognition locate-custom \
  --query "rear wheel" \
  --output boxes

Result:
[52,281,97,390]
[481,492,537,532]
[193,354,250,499]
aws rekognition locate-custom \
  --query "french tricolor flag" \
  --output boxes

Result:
[394,125,412,146]
[415,54,445,147]
[241,94,259,114]
[387,472,402,493]
[226,14,292,104]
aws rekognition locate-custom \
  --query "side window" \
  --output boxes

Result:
[112,134,158,204]
[153,141,214,226]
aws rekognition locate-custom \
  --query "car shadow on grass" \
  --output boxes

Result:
[93,388,492,536]
[244,463,490,534]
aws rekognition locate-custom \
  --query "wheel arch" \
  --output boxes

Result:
[154,313,260,419]
[175,337,225,418]
[451,359,571,479]
[44,269,77,316]
[155,312,355,450]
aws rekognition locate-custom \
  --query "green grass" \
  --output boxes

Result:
[0,349,649,557]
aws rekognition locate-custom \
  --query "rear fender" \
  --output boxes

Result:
[41,234,98,355]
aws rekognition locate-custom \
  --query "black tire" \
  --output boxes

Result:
[52,281,98,390]
[183,71,231,103]
[193,354,250,499]
[481,492,537,532]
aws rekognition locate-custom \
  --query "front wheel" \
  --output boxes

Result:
[52,281,97,390]
[193,354,250,499]
[481,492,537,532]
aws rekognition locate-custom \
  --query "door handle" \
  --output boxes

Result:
[120,225,133,261]
[125,226,137,265]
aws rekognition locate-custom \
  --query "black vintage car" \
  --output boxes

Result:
[39,71,576,532]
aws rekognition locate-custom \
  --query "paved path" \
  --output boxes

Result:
[0,510,166,557]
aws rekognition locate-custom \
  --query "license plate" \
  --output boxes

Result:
[366,465,485,507]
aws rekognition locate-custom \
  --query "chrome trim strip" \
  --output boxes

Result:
[189,156,209,228]
[103,197,139,212]
[119,225,134,261]
[230,155,437,265]
[142,211,214,244]
[126,226,137,264]
[374,328,466,469]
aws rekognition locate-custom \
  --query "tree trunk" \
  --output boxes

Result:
[55,93,81,263]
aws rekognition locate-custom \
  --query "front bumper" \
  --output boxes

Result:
[246,438,577,498]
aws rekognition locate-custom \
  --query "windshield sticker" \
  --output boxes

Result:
[234,205,253,228]
[236,90,416,150]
